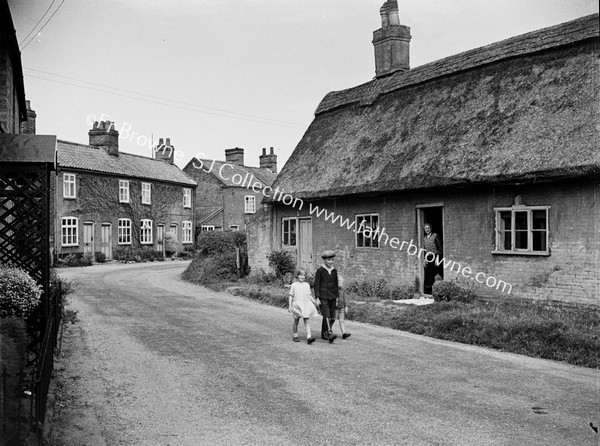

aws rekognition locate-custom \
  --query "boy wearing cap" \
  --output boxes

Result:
[313,250,339,343]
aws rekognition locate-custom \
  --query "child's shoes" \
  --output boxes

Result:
[342,333,351,339]
[307,337,315,344]
[293,336,300,342]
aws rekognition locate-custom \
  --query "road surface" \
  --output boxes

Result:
[50,262,599,446]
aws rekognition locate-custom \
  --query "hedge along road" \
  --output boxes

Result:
[51,262,598,446]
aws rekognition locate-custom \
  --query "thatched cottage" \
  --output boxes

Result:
[249,2,599,305]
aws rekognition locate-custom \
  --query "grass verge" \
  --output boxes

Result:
[225,284,599,368]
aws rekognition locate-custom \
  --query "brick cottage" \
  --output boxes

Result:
[249,2,599,305]
[55,123,197,260]
[183,147,276,232]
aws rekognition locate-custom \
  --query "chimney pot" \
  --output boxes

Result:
[89,120,119,156]
[155,137,175,164]
[225,147,245,166]
[259,146,278,173]
[373,0,411,78]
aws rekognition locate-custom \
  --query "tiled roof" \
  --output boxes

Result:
[189,159,277,187]
[57,140,197,186]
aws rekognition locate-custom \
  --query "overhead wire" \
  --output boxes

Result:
[20,0,66,50]
[18,0,59,47]
[24,73,307,129]
[24,67,306,128]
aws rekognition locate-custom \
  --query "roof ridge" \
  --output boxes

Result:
[316,13,599,115]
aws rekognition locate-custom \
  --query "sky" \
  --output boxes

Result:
[8,0,599,171]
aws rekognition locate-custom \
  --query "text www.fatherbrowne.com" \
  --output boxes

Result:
[192,155,512,295]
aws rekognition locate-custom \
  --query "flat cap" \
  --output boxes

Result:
[321,250,336,259]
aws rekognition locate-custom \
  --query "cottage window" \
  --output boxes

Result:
[140,219,153,244]
[63,173,76,198]
[202,225,215,231]
[142,183,151,205]
[282,218,297,247]
[182,221,193,244]
[183,188,192,208]
[245,195,256,214]
[118,219,132,245]
[61,217,78,246]
[494,206,549,255]
[119,180,130,203]
[229,225,239,231]
[169,224,178,238]
[356,214,379,248]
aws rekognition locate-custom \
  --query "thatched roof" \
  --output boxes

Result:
[269,14,599,201]
[58,140,197,186]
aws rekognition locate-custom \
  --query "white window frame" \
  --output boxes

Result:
[118,218,132,245]
[141,182,151,205]
[182,221,193,244]
[282,217,297,247]
[244,195,256,214]
[61,217,78,246]
[183,188,192,208]
[169,224,178,237]
[140,219,153,244]
[119,180,130,203]
[63,173,76,198]
[356,213,380,248]
[201,225,215,232]
[493,206,550,255]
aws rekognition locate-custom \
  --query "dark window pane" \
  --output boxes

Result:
[532,231,547,251]
[515,230,528,249]
[500,211,511,230]
[502,231,511,250]
[514,211,528,230]
[532,210,546,230]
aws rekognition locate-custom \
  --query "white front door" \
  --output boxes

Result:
[83,223,94,255]
[156,225,165,255]
[100,224,112,259]
[298,218,313,271]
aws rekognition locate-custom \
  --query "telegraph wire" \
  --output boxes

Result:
[20,0,66,50]
[24,67,305,128]
[18,0,59,46]
[24,74,307,129]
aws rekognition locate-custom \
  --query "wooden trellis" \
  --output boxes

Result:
[0,135,56,303]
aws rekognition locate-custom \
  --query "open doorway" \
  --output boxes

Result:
[417,205,444,295]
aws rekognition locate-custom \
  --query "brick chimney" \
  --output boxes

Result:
[373,0,411,78]
[154,137,175,164]
[259,147,277,173]
[88,121,119,156]
[20,100,36,135]
[225,147,244,166]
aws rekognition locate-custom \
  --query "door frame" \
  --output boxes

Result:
[83,221,95,256]
[297,217,313,272]
[156,224,165,256]
[100,223,112,260]
[416,203,444,294]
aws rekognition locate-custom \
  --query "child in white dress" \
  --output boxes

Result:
[288,268,320,344]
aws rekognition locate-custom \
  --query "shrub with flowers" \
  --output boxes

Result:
[0,265,42,318]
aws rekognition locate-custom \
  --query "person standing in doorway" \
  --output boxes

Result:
[423,223,442,295]
[314,250,339,343]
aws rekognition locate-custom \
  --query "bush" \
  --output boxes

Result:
[267,250,295,284]
[0,265,42,318]
[432,280,474,303]
[165,232,177,256]
[182,231,249,285]
[95,251,106,263]
[57,252,92,267]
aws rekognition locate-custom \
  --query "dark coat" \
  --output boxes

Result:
[314,267,339,301]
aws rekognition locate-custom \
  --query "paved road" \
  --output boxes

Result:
[51,262,598,446]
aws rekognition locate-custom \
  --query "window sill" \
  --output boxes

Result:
[492,250,550,256]
[61,244,78,247]
[117,242,132,245]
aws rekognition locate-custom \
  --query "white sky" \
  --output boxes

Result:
[8,0,599,170]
